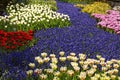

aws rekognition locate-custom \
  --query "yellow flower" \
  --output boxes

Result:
[60,66,67,72]
[41,52,47,58]
[26,70,33,75]
[39,74,47,80]
[59,51,65,56]
[67,70,74,76]
[81,2,111,14]
[78,72,86,80]
[28,63,35,68]
[50,63,57,70]
[59,57,66,62]
[54,71,60,76]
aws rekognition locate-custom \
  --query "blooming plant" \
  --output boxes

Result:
[0,30,34,52]
[113,6,120,12]
[0,3,70,32]
[92,10,120,34]
[81,2,111,14]
[25,51,120,80]
[27,0,57,11]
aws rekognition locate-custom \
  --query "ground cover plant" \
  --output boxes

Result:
[1,0,120,80]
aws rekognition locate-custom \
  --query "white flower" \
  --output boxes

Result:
[28,63,35,68]
[94,74,100,79]
[37,59,44,64]
[113,69,118,74]
[111,59,118,63]
[50,63,57,70]
[102,67,108,71]
[71,56,78,62]
[41,52,47,57]
[50,54,56,58]
[62,19,64,21]
[92,65,97,69]
[54,71,60,76]
[111,75,116,80]
[59,57,66,62]
[67,70,74,76]
[73,66,80,72]
[78,72,86,80]
[118,77,120,80]
[59,51,65,56]
[46,69,53,74]
[106,64,111,69]
[39,74,47,80]
[70,53,76,56]
[71,62,78,67]
[106,70,114,75]
[87,69,96,77]
[67,56,72,60]
[26,70,33,75]
[43,57,50,63]
[79,61,84,65]
[34,69,42,74]
[100,62,106,66]
[113,64,119,69]
[82,65,88,70]
[100,58,105,62]
[91,77,98,80]
[60,66,67,72]
[51,58,58,64]
[35,56,41,61]
[100,76,110,80]
[53,77,60,80]
[5,25,7,28]
[46,19,49,22]
[96,55,102,59]
[79,54,86,60]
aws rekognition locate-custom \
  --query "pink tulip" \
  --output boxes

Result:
[92,10,120,34]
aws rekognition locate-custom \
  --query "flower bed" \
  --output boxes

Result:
[92,10,120,34]
[0,30,34,52]
[0,3,70,32]
[24,52,120,80]
[81,2,111,14]
[1,0,120,80]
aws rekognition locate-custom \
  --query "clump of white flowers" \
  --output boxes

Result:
[26,51,120,80]
[0,3,70,32]
[113,6,120,12]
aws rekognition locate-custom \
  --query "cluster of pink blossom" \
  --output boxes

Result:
[92,10,120,34]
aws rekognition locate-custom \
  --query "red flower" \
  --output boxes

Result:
[0,30,33,50]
